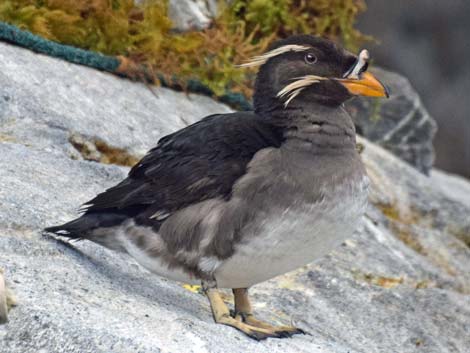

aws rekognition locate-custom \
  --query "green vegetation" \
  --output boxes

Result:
[0,0,369,97]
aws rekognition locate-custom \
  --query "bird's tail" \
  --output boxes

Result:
[44,217,89,240]
[44,213,128,241]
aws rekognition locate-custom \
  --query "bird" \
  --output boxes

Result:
[45,34,388,340]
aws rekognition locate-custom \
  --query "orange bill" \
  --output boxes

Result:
[337,72,389,98]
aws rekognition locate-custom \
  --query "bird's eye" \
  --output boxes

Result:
[304,53,317,64]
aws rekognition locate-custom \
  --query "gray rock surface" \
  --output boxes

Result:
[0,42,231,163]
[346,68,437,174]
[430,169,470,210]
[168,0,218,31]
[1,42,470,353]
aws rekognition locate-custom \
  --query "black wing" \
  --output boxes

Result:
[79,112,283,228]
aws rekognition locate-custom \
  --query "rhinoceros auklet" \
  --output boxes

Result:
[46,35,388,340]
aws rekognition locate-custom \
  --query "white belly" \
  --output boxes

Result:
[215,178,369,288]
[115,175,368,288]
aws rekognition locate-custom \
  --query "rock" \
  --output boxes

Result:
[346,68,437,174]
[1,42,470,353]
[357,1,470,178]
[0,42,232,165]
[430,169,470,210]
[168,0,218,32]
[0,268,8,324]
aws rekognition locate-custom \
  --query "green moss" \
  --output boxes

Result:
[0,0,370,97]
[355,272,404,289]
[0,0,171,56]
[374,201,460,277]
[69,133,140,167]
[447,226,470,248]
[228,0,370,49]
[370,99,383,122]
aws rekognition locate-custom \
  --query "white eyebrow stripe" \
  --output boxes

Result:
[238,44,311,67]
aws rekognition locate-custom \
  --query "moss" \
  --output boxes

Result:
[0,1,171,56]
[353,271,448,291]
[394,226,427,256]
[374,202,428,227]
[447,226,470,248]
[355,142,365,154]
[0,133,16,143]
[414,280,432,289]
[394,224,458,277]
[69,133,140,167]
[94,139,140,166]
[364,274,404,289]
[229,0,370,50]
[353,271,404,289]
[369,98,383,122]
[0,0,370,97]
[375,202,402,223]
[375,201,431,256]
[374,201,459,277]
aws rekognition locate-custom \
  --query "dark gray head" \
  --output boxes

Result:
[241,35,388,116]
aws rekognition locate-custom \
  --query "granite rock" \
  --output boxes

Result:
[357,1,470,177]
[0,42,231,165]
[347,68,438,174]
[168,0,218,32]
[0,42,469,353]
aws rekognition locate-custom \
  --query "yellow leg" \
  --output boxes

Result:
[203,283,301,340]
[233,288,305,335]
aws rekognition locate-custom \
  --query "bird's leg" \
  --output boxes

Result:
[232,288,305,336]
[202,281,298,340]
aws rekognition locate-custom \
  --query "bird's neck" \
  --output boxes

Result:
[261,102,357,153]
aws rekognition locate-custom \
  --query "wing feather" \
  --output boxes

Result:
[83,112,283,226]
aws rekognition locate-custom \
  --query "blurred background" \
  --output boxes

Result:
[358,0,470,178]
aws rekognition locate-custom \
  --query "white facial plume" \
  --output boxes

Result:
[238,45,310,67]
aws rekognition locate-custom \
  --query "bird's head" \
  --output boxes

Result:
[241,35,389,115]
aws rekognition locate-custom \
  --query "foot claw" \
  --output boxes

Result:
[208,287,306,341]
[246,327,305,340]
[235,311,306,338]
[277,330,293,338]
[277,327,306,338]
[292,327,308,335]
[245,331,267,341]
[246,329,285,341]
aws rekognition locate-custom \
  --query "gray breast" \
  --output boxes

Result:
[213,145,369,288]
